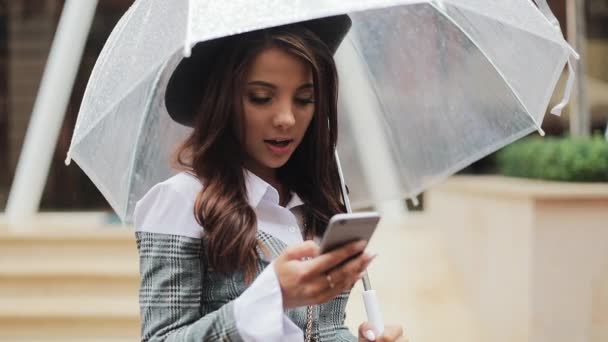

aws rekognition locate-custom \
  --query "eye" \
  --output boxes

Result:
[249,96,271,105]
[295,97,315,106]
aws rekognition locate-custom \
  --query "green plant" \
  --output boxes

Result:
[496,135,608,182]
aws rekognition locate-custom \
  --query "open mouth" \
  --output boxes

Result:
[264,139,293,147]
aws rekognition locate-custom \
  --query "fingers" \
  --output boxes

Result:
[277,240,375,308]
[305,240,367,275]
[358,322,377,341]
[281,240,320,261]
[310,246,376,299]
[359,323,406,342]
[377,325,404,342]
[303,253,375,305]
[330,250,377,286]
[300,273,352,303]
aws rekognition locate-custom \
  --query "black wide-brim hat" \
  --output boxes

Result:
[165,14,352,127]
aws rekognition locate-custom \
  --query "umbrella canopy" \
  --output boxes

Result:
[66,0,576,222]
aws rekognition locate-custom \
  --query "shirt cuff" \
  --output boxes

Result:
[234,261,303,342]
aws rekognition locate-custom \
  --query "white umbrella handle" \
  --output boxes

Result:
[334,150,385,336]
[363,290,385,336]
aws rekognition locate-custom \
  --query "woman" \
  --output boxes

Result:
[135,15,406,342]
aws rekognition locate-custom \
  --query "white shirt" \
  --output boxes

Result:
[133,170,310,341]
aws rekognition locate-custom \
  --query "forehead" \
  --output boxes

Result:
[245,47,313,85]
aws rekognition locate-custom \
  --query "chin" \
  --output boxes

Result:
[267,160,288,169]
[266,156,291,169]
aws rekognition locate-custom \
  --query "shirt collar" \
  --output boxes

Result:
[244,169,304,209]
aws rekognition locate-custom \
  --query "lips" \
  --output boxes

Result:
[264,139,293,147]
[264,139,294,154]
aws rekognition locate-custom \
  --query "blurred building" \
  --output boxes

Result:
[0,0,132,212]
[586,0,608,124]
[546,0,608,135]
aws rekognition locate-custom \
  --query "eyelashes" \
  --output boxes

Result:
[249,96,271,105]
[296,98,315,105]
[248,95,314,106]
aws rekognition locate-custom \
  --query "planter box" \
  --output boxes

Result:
[426,176,608,342]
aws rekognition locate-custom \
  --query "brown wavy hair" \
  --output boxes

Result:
[174,25,345,283]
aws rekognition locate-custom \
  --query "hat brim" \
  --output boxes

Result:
[165,14,352,127]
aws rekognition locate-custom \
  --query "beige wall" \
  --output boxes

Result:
[427,176,608,342]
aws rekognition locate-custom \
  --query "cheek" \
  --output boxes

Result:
[242,111,264,143]
[299,108,315,132]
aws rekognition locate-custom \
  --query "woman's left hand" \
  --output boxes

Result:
[358,322,408,342]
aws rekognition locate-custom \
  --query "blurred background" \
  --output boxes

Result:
[0,0,606,341]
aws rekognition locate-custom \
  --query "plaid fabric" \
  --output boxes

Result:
[136,230,357,341]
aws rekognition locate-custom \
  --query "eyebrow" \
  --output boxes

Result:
[247,80,314,90]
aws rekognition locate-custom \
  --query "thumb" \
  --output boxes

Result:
[282,240,320,261]
[358,322,377,341]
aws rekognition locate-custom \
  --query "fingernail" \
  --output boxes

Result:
[364,329,376,341]
[366,252,378,261]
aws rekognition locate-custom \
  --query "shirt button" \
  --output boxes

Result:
[289,226,298,233]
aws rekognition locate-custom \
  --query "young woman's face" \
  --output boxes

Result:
[241,47,315,178]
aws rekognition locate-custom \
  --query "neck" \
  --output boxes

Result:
[244,166,290,206]
[246,165,277,187]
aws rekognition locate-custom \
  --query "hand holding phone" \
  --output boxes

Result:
[318,213,385,337]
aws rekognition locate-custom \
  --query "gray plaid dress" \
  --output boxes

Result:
[136,218,357,341]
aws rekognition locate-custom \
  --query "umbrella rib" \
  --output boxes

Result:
[184,0,192,57]
[404,125,538,201]
[444,3,569,122]
[69,48,181,153]
[122,59,168,223]
[70,0,193,152]
[69,152,125,224]
[447,0,567,48]
[341,34,416,195]
[66,2,141,164]
[430,2,545,136]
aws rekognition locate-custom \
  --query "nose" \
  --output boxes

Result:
[272,102,296,129]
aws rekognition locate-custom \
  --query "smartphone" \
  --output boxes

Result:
[319,212,381,254]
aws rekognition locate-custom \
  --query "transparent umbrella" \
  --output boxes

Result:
[66,0,577,222]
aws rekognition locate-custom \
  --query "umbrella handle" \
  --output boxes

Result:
[363,289,385,336]
[334,150,385,336]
